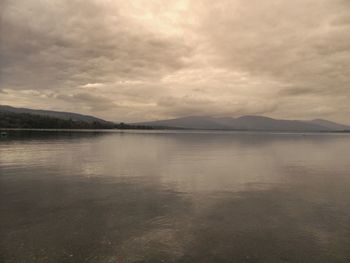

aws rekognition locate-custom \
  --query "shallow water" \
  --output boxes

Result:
[1,130,350,262]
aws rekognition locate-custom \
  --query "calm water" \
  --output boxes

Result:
[1,130,350,263]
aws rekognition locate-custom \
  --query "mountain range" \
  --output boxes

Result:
[1,105,350,131]
[135,115,350,132]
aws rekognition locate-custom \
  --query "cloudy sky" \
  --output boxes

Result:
[1,0,350,123]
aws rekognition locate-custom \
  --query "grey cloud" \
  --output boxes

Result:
[56,92,116,111]
[279,87,323,97]
[198,0,350,95]
[1,0,350,123]
[156,96,278,119]
[331,14,350,27]
[0,0,192,91]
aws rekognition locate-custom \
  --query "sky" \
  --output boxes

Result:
[1,0,350,123]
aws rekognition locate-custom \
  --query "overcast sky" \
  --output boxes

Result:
[1,0,350,123]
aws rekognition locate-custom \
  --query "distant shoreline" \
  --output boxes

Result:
[3,105,350,133]
[1,128,350,134]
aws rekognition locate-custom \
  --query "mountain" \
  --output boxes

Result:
[309,119,350,131]
[0,105,153,130]
[0,105,115,129]
[0,105,108,124]
[135,116,228,130]
[2,105,349,131]
[135,115,350,132]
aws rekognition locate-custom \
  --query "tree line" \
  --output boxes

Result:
[0,112,153,130]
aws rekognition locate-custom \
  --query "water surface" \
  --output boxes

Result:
[1,130,350,262]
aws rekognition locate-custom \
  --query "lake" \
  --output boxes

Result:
[1,130,350,262]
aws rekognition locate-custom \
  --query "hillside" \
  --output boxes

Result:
[0,105,153,130]
[0,111,115,129]
[135,115,350,132]
[0,105,108,124]
[2,105,350,131]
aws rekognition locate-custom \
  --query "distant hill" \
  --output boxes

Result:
[0,112,115,130]
[309,119,350,131]
[2,105,349,131]
[0,105,153,130]
[0,112,116,129]
[135,115,350,132]
[0,105,108,124]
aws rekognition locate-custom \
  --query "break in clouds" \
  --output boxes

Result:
[1,0,350,123]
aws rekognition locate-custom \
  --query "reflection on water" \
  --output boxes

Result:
[1,130,350,262]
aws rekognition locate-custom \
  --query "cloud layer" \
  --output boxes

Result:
[1,0,350,123]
